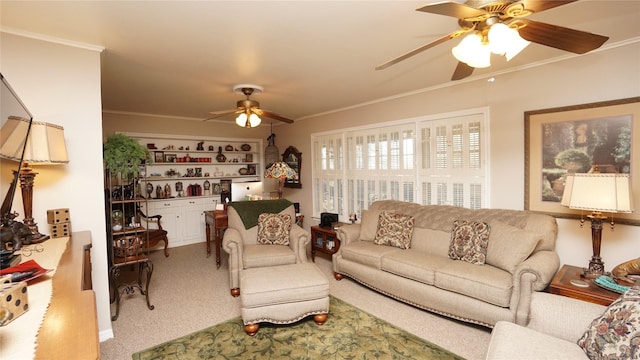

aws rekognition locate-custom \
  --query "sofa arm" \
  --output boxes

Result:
[516,250,561,291]
[336,224,361,246]
[222,227,244,290]
[511,250,560,325]
[527,292,605,342]
[289,225,310,262]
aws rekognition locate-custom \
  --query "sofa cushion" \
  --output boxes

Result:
[448,220,490,265]
[341,241,400,269]
[243,244,297,268]
[256,213,292,245]
[373,211,415,249]
[486,221,541,274]
[360,209,381,241]
[577,286,640,360]
[435,261,513,307]
[410,227,451,257]
[381,251,451,285]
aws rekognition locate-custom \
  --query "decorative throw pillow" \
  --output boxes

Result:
[448,220,490,265]
[485,221,541,274]
[578,286,640,360]
[256,213,292,245]
[373,211,415,249]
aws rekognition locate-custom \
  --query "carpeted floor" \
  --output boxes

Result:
[132,296,464,360]
[100,242,491,359]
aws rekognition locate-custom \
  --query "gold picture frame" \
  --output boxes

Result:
[525,97,640,225]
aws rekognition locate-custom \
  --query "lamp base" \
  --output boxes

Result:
[29,233,50,244]
[582,256,605,279]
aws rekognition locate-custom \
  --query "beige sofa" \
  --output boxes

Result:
[485,292,605,359]
[333,200,560,327]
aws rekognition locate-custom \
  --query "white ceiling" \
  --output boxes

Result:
[2,1,639,125]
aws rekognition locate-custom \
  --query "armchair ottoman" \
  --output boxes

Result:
[239,263,330,336]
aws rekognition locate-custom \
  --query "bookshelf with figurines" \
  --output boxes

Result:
[123,132,263,248]
[124,132,263,202]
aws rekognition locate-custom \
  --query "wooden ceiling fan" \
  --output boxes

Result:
[205,84,293,127]
[376,0,609,81]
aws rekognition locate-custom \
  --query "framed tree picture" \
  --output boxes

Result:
[525,97,640,225]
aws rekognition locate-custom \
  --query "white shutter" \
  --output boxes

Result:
[312,108,488,218]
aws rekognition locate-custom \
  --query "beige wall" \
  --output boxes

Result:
[0,32,112,338]
[105,42,640,270]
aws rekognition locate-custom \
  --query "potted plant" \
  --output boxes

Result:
[103,133,149,178]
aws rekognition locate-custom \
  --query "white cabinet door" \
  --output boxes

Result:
[146,200,180,246]
[181,198,205,243]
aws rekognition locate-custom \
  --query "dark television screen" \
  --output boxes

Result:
[0,72,34,218]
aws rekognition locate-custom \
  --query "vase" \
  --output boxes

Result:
[216,146,227,163]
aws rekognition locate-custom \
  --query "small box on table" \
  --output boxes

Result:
[51,223,71,238]
[0,275,29,326]
[47,208,70,224]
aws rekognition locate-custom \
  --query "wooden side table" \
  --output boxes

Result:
[204,210,227,269]
[549,264,620,306]
[310,224,342,261]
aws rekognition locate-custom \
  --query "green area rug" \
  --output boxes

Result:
[132,296,464,360]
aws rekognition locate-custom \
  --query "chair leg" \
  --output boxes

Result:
[162,236,169,257]
[244,323,259,336]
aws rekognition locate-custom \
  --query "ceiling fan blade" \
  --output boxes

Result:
[416,1,487,19]
[376,30,468,70]
[513,0,577,15]
[205,109,239,121]
[261,110,294,124]
[451,61,474,81]
[517,19,609,54]
[451,61,475,81]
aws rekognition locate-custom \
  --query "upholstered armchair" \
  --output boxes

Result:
[222,199,309,296]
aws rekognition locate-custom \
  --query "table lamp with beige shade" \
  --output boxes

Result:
[561,170,633,285]
[0,116,68,242]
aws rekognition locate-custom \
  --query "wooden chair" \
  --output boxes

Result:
[137,206,169,257]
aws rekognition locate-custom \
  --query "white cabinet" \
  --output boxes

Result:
[142,196,217,247]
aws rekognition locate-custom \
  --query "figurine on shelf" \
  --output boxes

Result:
[164,183,172,198]
[197,141,204,151]
[203,180,211,196]
[208,145,214,151]
[156,185,164,199]
[216,147,227,163]
[175,181,184,197]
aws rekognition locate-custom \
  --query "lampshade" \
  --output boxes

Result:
[561,173,633,213]
[452,32,491,68]
[235,112,261,128]
[0,116,68,164]
[264,161,297,180]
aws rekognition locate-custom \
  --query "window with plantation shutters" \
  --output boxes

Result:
[418,112,486,209]
[311,108,488,220]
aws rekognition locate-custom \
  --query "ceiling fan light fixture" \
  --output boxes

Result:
[452,32,491,68]
[235,112,261,128]
[488,23,531,61]
[504,32,530,61]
